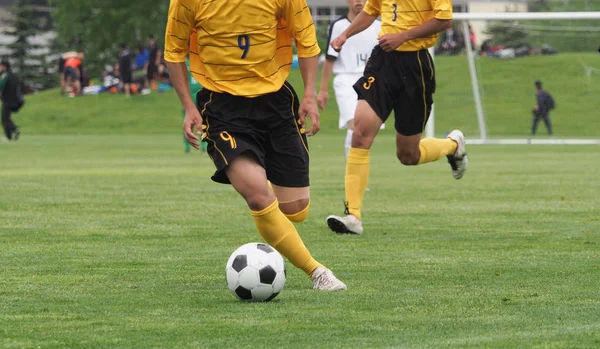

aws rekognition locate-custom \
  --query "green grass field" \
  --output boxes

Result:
[1,53,600,348]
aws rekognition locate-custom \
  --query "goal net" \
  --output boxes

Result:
[429,11,600,144]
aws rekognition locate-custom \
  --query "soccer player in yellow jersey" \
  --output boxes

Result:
[326,0,469,235]
[164,0,346,290]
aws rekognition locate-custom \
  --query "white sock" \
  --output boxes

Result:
[345,129,354,158]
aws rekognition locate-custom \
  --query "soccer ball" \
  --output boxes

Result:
[225,242,286,302]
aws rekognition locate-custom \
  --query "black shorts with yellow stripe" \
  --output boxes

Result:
[354,46,436,136]
[196,81,310,187]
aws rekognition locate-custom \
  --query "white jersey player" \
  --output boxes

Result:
[318,0,381,157]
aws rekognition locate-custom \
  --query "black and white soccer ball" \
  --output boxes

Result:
[225,243,286,302]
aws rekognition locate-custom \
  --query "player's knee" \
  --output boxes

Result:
[351,127,373,149]
[243,189,276,212]
[280,199,310,223]
[397,150,419,166]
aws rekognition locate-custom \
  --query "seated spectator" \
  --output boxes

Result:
[436,28,462,55]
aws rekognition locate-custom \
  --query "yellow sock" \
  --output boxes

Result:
[345,147,370,220]
[284,201,310,223]
[417,138,458,165]
[251,200,322,275]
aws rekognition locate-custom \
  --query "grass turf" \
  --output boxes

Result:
[1,51,599,348]
[1,134,599,348]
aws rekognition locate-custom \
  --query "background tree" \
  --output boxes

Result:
[526,0,600,53]
[528,0,551,12]
[484,21,530,49]
[50,0,169,76]
[484,0,600,53]
[3,0,55,91]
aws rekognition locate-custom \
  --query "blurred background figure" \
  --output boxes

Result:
[531,80,555,136]
[0,60,24,141]
[58,51,78,95]
[133,45,149,72]
[144,34,161,95]
[436,27,464,55]
[119,44,133,97]
[63,52,84,97]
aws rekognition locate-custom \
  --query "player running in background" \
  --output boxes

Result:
[326,0,468,235]
[165,0,346,290]
[318,0,381,158]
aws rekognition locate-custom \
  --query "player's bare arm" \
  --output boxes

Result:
[331,11,378,52]
[298,55,320,136]
[379,18,452,52]
[164,0,199,148]
[317,59,334,111]
[167,61,203,149]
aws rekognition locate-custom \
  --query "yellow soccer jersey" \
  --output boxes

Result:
[164,0,320,97]
[364,0,452,51]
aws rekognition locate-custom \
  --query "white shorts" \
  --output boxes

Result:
[333,74,361,129]
[333,74,385,130]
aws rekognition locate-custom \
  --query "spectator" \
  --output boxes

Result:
[58,51,78,95]
[133,45,149,71]
[119,43,134,97]
[101,64,119,90]
[531,80,555,136]
[436,27,463,55]
[63,52,84,97]
[442,28,457,52]
[469,25,477,50]
[145,34,161,93]
[0,60,24,141]
[78,58,90,90]
[480,39,492,56]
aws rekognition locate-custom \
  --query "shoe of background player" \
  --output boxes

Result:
[327,214,363,235]
[327,202,364,235]
[141,88,151,95]
[12,128,20,141]
[447,130,468,180]
[312,267,347,291]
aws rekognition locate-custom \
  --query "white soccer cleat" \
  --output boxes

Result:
[327,214,364,235]
[447,130,468,180]
[312,268,347,291]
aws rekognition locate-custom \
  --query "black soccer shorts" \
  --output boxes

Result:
[354,46,436,136]
[196,81,310,187]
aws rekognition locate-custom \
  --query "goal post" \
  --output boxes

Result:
[426,11,600,145]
